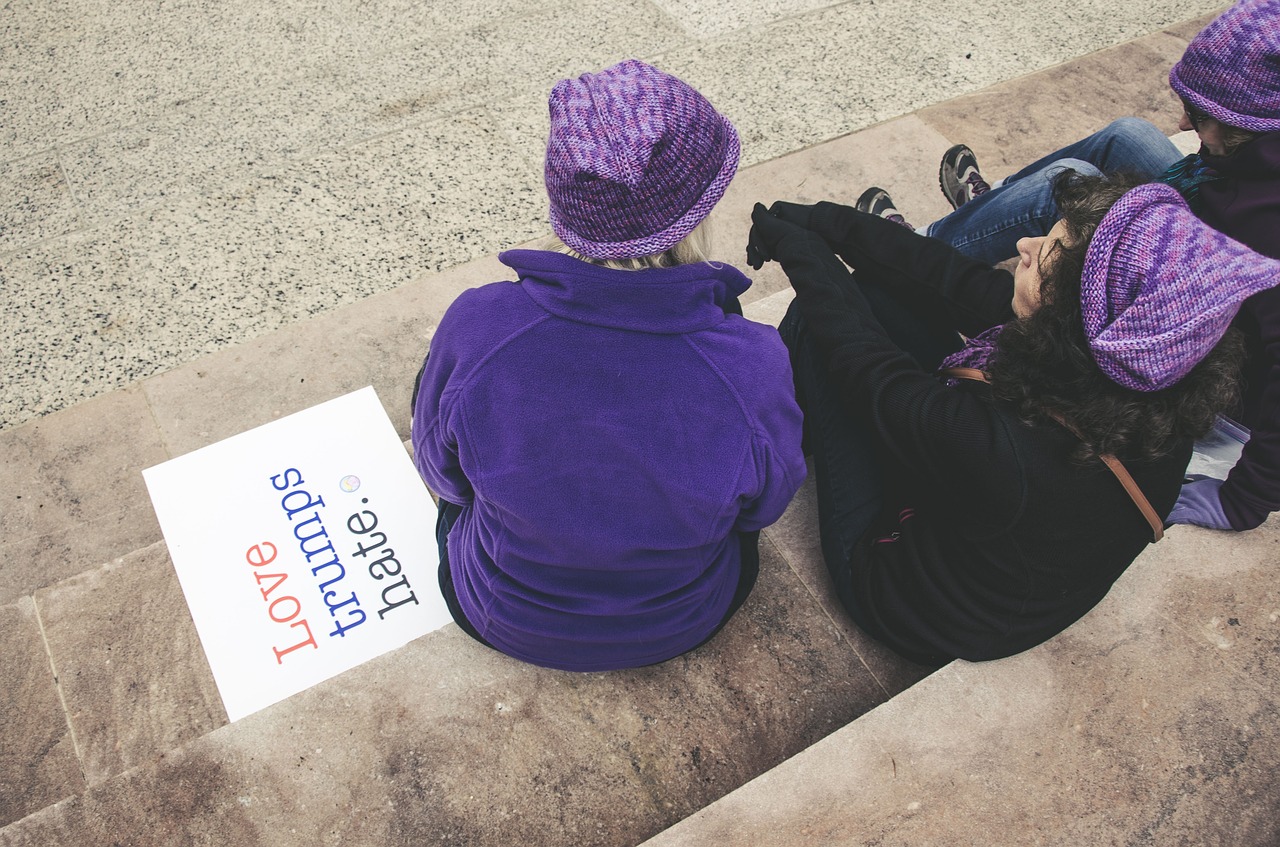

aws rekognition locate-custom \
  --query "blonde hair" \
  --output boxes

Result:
[544,219,714,270]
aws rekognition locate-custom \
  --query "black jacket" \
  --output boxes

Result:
[775,203,1188,663]
[1198,132,1280,530]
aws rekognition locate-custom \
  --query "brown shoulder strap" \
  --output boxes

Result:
[939,366,989,383]
[1095,454,1165,542]
[938,367,1163,543]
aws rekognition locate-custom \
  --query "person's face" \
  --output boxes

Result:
[1179,101,1229,156]
[1012,219,1069,318]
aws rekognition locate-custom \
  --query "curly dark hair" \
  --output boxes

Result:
[987,170,1245,462]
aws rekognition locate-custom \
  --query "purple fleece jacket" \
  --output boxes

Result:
[1199,132,1280,529]
[412,250,806,671]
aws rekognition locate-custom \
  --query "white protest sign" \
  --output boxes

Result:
[143,386,449,722]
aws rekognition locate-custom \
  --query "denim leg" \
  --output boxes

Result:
[926,158,1103,264]
[924,118,1183,265]
[1001,117,1182,185]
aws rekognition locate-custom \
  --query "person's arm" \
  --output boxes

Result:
[770,200,1017,337]
[732,333,808,532]
[410,308,476,506]
[1219,287,1280,529]
[747,205,1023,516]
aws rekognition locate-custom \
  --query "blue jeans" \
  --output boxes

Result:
[924,118,1183,264]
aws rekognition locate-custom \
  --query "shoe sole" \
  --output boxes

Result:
[938,143,971,211]
[855,186,887,214]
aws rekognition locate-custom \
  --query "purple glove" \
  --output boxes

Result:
[1167,475,1233,530]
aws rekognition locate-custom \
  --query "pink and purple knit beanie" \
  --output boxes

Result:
[544,59,740,260]
[1169,0,1280,132]
[1081,183,1280,392]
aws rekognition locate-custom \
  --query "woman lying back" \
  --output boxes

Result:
[747,173,1274,664]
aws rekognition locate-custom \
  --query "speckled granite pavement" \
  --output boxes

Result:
[6,3,1279,846]
[1,0,1227,430]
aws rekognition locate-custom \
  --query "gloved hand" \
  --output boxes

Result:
[1167,474,1233,530]
[763,200,818,230]
[747,204,793,269]
[746,202,814,270]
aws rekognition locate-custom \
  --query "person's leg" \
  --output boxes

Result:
[925,158,1103,264]
[1000,117,1182,187]
[779,277,965,630]
[727,530,760,619]
[857,281,964,372]
[409,355,428,438]
[925,118,1183,264]
[778,305,884,608]
[435,499,494,648]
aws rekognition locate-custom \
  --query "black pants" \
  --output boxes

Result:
[778,277,961,635]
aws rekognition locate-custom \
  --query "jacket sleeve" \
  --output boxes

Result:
[411,310,475,506]
[805,200,1017,337]
[1220,286,1280,529]
[733,333,808,532]
[772,222,1024,527]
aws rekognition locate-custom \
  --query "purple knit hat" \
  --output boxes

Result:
[1081,183,1280,392]
[544,59,740,260]
[1168,0,1280,132]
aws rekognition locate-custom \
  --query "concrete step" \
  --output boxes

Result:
[1,11,1247,844]
[0,0,1226,432]
[639,516,1280,846]
[0,267,909,845]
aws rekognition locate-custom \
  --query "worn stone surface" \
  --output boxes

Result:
[2,543,884,846]
[0,386,166,605]
[561,537,888,835]
[4,109,545,430]
[33,542,227,785]
[638,521,1280,847]
[139,250,511,454]
[0,598,83,828]
[1104,521,1280,693]
[1163,7,1225,39]
[917,30,1193,180]
[0,153,80,255]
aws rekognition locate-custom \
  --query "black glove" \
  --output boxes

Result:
[746,203,816,270]
[764,200,818,230]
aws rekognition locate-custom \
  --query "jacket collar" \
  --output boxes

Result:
[500,249,752,334]
[1202,130,1280,180]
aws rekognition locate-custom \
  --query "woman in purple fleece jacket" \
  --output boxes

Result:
[410,60,805,672]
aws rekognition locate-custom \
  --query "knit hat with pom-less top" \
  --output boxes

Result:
[544,59,740,260]
[1081,183,1280,391]
[1168,0,1280,132]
